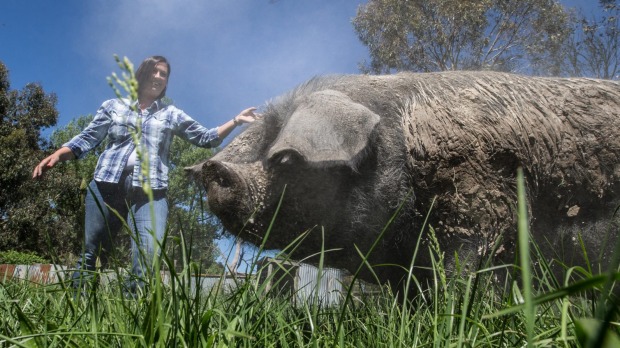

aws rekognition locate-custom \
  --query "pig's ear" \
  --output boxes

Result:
[267,90,380,170]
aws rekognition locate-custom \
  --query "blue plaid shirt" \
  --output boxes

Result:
[63,98,221,190]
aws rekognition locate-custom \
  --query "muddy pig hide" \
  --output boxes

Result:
[187,71,620,289]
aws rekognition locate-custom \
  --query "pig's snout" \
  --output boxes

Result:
[204,160,265,231]
[204,160,245,215]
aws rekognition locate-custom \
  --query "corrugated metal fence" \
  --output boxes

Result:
[0,264,68,284]
[295,263,344,306]
[1,261,380,305]
[256,258,349,306]
[0,264,243,294]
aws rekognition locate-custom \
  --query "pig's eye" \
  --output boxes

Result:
[266,149,304,170]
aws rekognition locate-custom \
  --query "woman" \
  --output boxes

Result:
[32,55,258,292]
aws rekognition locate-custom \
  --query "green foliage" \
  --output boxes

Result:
[108,55,139,103]
[0,250,48,264]
[167,136,221,272]
[353,0,619,79]
[0,60,82,260]
[575,318,620,347]
[0,62,57,211]
[352,0,572,75]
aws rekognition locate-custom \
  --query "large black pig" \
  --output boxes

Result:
[189,71,620,287]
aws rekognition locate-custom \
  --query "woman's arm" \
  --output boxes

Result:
[32,146,76,179]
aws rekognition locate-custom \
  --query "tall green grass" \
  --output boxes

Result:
[1,168,619,347]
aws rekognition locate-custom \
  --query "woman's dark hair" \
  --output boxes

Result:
[135,55,171,100]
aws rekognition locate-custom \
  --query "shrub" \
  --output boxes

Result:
[0,250,48,265]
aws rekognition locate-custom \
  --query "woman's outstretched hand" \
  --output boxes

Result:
[234,107,261,125]
[32,147,75,179]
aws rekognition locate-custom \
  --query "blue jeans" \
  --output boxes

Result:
[72,172,168,291]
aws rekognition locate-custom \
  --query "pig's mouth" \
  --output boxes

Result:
[203,160,266,240]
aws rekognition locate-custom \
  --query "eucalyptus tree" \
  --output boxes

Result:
[564,0,619,79]
[0,61,81,257]
[352,0,572,75]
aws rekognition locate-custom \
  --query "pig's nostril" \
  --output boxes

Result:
[205,160,237,189]
[217,173,231,187]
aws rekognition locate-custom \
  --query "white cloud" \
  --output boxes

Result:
[76,0,367,122]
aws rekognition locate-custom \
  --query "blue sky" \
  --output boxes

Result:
[0,0,601,269]
[2,0,368,136]
[1,1,601,134]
